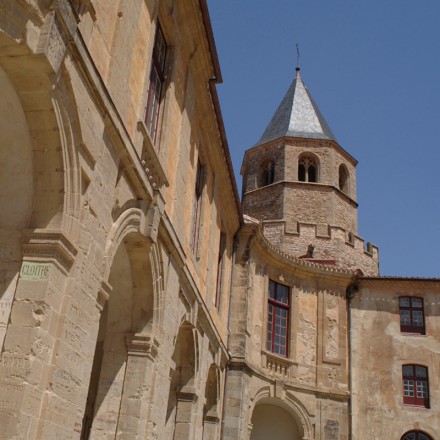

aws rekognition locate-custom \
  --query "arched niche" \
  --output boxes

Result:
[203,364,221,440]
[250,402,302,440]
[165,323,198,440]
[81,232,156,439]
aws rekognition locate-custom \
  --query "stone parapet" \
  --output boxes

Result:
[262,220,379,276]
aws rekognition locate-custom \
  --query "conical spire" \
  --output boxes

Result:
[256,69,337,146]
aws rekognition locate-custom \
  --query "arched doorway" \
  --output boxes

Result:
[401,431,433,440]
[250,402,302,440]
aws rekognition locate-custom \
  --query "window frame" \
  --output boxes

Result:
[144,24,167,144]
[402,364,430,408]
[401,430,433,440]
[266,280,290,357]
[399,296,425,335]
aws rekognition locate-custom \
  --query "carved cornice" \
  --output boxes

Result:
[22,229,78,271]
[125,333,160,359]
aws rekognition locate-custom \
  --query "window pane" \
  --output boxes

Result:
[416,380,428,398]
[399,297,410,307]
[403,365,413,376]
[411,297,423,308]
[415,366,427,378]
[419,434,431,440]
[403,379,414,396]
[269,281,275,299]
[277,285,289,304]
[404,434,416,440]
[400,310,411,326]
[413,311,424,326]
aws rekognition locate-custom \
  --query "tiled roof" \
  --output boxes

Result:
[256,68,336,146]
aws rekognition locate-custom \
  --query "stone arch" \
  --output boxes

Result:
[165,322,199,440]
[0,32,84,349]
[81,219,161,439]
[249,389,314,440]
[102,207,164,330]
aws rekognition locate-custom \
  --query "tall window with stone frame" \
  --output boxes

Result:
[267,280,289,356]
[144,24,167,143]
[402,365,429,408]
[190,160,204,255]
[399,297,425,334]
[215,232,227,309]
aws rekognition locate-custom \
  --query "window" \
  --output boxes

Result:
[215,232,227,308]
[260,160,275,187]
[402,431,433,440]
[145,25,167,143]
[338,164,349,194]
[267,280,289,356]
[298,155,318,182]
[190,160,204,255]
[402,365,429,408]
[399,297,425,334]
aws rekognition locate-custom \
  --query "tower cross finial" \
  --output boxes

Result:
[296,43,300,72]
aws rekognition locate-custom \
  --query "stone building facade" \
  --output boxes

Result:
[0,1,439,440]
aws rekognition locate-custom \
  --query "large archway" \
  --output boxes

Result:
[250,401,303,440]
[81,232,156,439]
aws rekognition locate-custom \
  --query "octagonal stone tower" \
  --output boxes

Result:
[241,68,379,275]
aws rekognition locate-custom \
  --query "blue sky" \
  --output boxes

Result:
[207,0,440,277]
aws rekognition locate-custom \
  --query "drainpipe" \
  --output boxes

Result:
[346,276,359,440]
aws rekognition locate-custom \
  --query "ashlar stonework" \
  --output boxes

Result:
[0,2,439,440]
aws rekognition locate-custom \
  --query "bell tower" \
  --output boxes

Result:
[241,68,378,275]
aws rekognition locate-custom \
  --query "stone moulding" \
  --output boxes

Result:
[21,229,78,272]
[137,120,169,190]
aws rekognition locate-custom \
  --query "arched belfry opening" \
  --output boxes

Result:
[298,154,318,183]
[259,159,275,187]
[81,233,155,439]
[250,401,303,440]
[339,164,349,194]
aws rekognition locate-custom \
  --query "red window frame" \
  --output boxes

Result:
[402,365,429,408]
[266,280,289,357]
[401,431,433,440]
[399,297,425,334]
[145,24,167,143]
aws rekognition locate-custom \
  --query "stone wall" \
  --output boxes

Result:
[0,1,239,439]
[351,280,440,440]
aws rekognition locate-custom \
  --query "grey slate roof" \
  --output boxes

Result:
[256,69,337,146]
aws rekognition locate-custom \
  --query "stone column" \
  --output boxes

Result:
[0,231,78,439]
[202,411,220,440]
[174,387,198,440]
[115,333,159,440]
